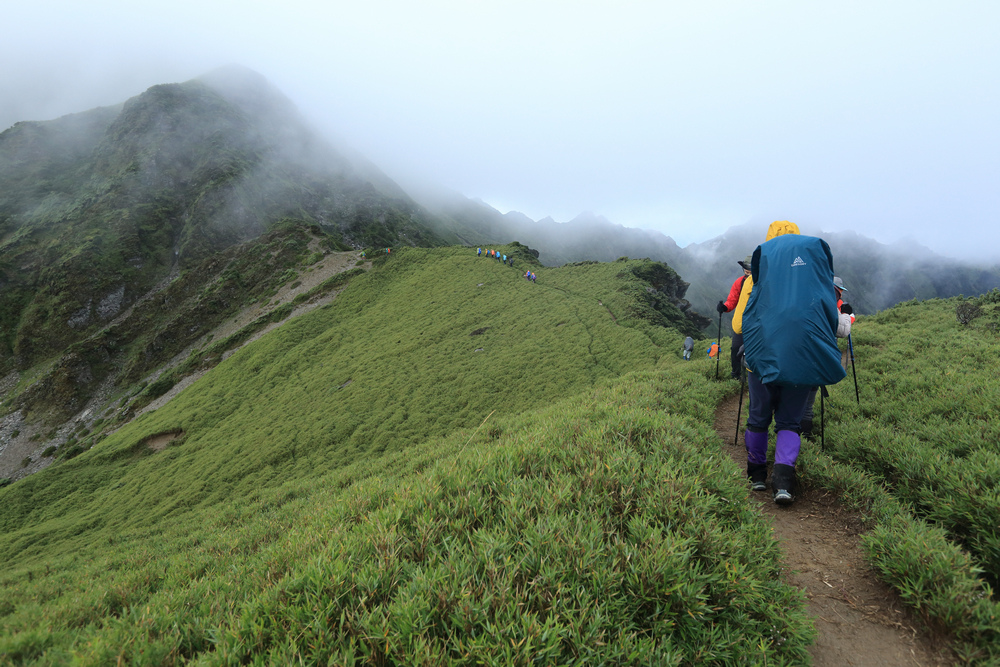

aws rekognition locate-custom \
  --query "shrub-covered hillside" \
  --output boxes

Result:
[3,247,809,664]
[793,291,1000,663]
[3,250,1000,664]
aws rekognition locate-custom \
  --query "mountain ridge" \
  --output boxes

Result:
[0,67,707,484]
[419,188,1000,324]
[1,67,999,665]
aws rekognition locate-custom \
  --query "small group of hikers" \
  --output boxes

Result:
[681,338,719,360]
[714,220,855,507]
[477,247,537,282]
[477,247,515,268]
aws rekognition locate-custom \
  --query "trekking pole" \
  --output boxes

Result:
[734,366,746,447]
[715,311,722,380]
[819,386,829,452]
[848,334,860,405]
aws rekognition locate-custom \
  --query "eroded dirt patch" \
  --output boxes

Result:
[142,430,184,452]
[714,390,954,666]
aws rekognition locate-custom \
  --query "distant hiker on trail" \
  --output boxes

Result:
[683,336,694,360]
[706,342,719,358]
[509,258,514,268]
[740,221,853,506]
[477,247,482,257]
[530,272,536,283]
[717,255,753,379]
[502,254,507,263]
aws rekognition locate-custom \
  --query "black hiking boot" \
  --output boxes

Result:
[747,463,768,492]
[771,463,796,506]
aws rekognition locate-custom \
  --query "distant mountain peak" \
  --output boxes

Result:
[569,211,613,227]
[196,64,278,97]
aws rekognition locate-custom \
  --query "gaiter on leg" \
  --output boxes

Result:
[744,429,768,465]
[774,430,801,468]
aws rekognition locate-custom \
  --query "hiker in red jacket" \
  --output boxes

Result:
[717,255,752,379]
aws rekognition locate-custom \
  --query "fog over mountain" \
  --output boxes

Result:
[0,66,454,382]
[419,187,1000,330]
[4,63,997,360]
[4,3,1000,263]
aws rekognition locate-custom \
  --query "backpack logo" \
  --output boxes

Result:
[791,256,807,267]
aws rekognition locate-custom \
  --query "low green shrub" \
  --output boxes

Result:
[820,299,1000,591]
[0,369,814,664]
[41,446,57,458]
[57,445,85,461]
[143,373,178,400]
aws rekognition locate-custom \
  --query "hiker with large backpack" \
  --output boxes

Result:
[717,254,753,379]
[739,221,853,505]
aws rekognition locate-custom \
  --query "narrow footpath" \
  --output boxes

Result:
[713,392,954,666]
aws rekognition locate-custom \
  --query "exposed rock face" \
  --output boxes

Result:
[629,261,711,335]
[97,286,126,320]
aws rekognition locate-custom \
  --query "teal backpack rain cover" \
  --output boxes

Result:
[742,234,846,387]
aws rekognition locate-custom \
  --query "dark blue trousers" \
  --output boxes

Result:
[746,373,812,468]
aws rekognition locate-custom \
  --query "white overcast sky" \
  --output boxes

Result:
[3,1,998,261]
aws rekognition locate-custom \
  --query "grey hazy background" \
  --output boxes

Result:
[3,1,998,261]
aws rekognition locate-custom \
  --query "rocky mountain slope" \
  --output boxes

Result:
[0,66,457,479]
[0,65,448,378]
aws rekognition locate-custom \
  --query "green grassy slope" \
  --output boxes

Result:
[5,251,999,664]
[0,248,694,551]
[0,247,818,664]
[795,293,1000,662]
[820,294,1000,584]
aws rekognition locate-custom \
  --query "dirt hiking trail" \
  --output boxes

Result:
[714,391,955,666]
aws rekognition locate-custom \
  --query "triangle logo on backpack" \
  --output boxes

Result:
[791,256,807,267]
